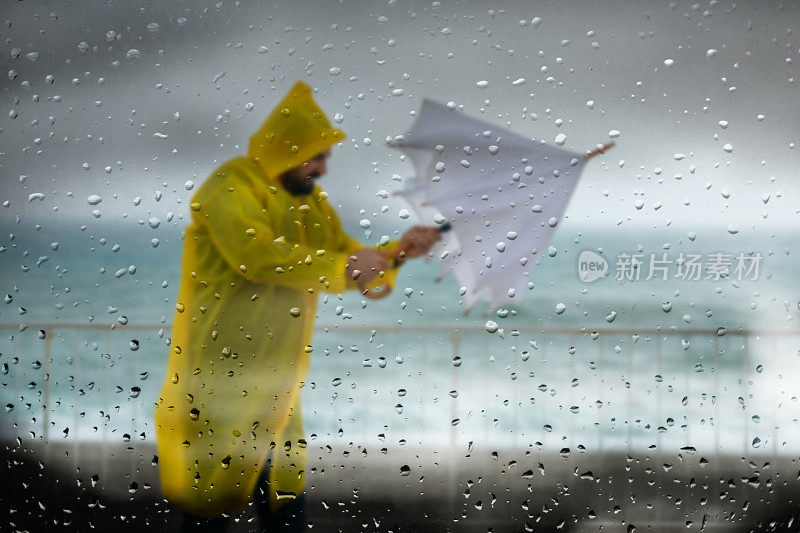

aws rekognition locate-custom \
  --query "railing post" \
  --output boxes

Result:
[449,331,460,450]
[72,331,81,471]
[655,334,662,450]
[101,329,110,488]
[43,330,52,446]
[448,330,460,523]
[597,332,604,452]
[683,333,692,447]
[713,334,721,455]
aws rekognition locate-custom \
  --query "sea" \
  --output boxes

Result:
[1,220,798,457]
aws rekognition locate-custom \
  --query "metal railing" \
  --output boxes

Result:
[2,321,798,457]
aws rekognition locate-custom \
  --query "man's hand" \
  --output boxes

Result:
[346,248,390,290]
[397,225,442,260]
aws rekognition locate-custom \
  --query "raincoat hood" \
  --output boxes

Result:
[248,80,345,180]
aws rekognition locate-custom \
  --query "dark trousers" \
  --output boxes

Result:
[180,465,307,533]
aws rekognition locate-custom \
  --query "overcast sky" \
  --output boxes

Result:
[2,0,798,239]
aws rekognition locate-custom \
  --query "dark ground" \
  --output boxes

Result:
[2,442,799,532]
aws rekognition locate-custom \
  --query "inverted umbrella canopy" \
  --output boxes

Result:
[390,99,610,311]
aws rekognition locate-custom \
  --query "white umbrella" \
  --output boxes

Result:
[389,99,611,312]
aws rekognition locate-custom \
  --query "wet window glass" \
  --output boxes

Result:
[2,1,798,531]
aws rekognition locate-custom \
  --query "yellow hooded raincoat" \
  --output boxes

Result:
[154,81,396,516]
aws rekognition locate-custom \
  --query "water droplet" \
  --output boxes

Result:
[400,465,410,476]
[555,303,566,315]
[554,133,567,146]
[331,377,342,387]
[661,301,672,313]
[189,408,200,421]
[289,307,301,318]
[485,320,499,333]
[476,80,489,88]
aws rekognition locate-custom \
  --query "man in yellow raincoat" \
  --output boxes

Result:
[154,81,440,531]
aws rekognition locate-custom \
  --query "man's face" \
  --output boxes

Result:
[279,150,330,196]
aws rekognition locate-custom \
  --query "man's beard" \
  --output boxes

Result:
[280,172,319,196]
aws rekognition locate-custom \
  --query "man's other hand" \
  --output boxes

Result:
[346,248,390,288]
[397,226,442,260]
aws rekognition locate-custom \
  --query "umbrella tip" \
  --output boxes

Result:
[585,142,615,160]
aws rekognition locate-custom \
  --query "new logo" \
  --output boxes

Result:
[578,250,608,283]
